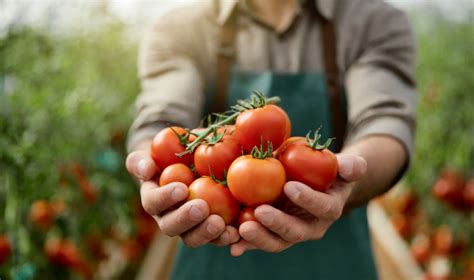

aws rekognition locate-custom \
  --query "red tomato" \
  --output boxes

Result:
[235,104,291,152]
[390,213,412,239]
[277,138,338,192]
[187,177,240,224]
[227,155,286,206]
[194,136,242,180]
[216,125,235,137]
[45,239,92,277]
[273,136,305,158]
[29,200,54,229]
[0,235,12,265]
[432,225,453,255]
[463,178,474,208]
[410,233,431,264]
[236,207,257,226]
[151,127,193,170]
[159,163,195,186]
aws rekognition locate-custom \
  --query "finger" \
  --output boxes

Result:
[181,215,225,248]
[158,199,209,236]
[284,181,343,220]
[254,205,314,242]
[326,179,354,205]
[336,154,367,182]
[238,221,290,253]
[211,226,240,246]
[140,181,188,216]
[126,150,157,180]
[230,239,257,257]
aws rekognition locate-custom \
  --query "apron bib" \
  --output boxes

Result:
[171,68,378,280]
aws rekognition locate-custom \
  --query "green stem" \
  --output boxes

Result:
[178,95,281,156]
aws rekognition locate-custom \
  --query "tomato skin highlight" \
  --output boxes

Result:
[187,177,240,225]
[236,207,257,226]
[277,139,338,192]
[227,155,286,207]
[159,163,195,186]
[194,137,242,180]
[151,127,193,170]
[235,104,291,152]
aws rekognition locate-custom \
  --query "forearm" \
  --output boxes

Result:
[342,135,408,208]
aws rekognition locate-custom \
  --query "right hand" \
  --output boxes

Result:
[126,150,240,248]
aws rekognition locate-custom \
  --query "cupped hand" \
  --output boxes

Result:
[126,150,240,248]
[230,153,367,256]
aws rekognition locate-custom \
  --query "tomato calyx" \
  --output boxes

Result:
[305,127,334,151]
[170,127,191,146]
[231,90,270,111]
[251,141,274,159]
[208,167,228,186]
[204,127,225,146]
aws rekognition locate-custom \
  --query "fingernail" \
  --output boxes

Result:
[285,183,301,200]
[338,155,353,178]
[189,206,204,221]
[258,211,274,225]
[137,159,148,178]
[207,223,219,235]
[171,187,186,201]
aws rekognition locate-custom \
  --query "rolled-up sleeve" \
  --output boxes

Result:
[127,18,205,152]
[344,4,417,162]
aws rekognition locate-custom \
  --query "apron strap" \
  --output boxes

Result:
[215,6,347,151]
[320,17,347,152]
[214,8,237,113]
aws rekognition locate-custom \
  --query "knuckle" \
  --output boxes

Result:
[291,230,306,243]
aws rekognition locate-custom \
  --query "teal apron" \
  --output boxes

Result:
[171,68,378,279]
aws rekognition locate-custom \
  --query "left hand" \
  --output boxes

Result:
[230,153,367,256]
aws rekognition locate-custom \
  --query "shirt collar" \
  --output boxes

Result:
[216,0,336,26]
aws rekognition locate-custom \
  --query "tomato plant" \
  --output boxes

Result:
[234,95,291,152]
[158,163,195,186]
[277,129,338,192]
[44,239,92,278]
[151,127,193,170]
[194,131,242,180]
[227,143,286,206]
[187,177,240,224]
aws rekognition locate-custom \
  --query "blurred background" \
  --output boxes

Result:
[0,0,473,279]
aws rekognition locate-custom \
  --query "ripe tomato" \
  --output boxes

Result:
[227,155,286,206]
[273,136,304,158]
[390,213,412,239]
[158,163,195,186]
[410,233,431,264]
[45,239,92,277]
[151,127,193,170]
[235,104,291,152]
[29,200,54,229]
[0,235,12,265]
[187,177,240,224]
[194,136,242,180]
[432,225,453,255]
[463,178,474,208]
[236,207,257,226]
[277,137,338,192]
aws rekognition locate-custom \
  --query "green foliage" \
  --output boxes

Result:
[0,16,140,279]
[404,15,474,259]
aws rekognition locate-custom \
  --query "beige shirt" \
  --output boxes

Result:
[127,0,417,160]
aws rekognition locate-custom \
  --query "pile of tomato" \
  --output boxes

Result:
[381,169,474,280]
[150,93,338,226]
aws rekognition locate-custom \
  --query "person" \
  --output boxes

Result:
[125,0,417,279]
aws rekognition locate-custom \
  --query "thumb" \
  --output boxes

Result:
[336,154,367,182]
[125,150,158,181]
